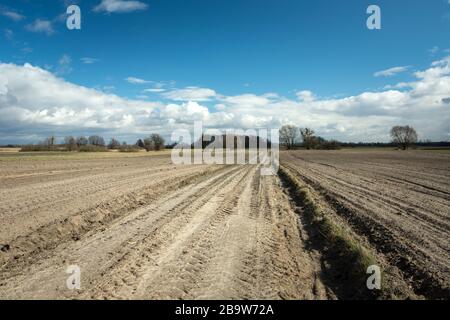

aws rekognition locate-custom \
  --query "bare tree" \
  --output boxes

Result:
[136,139,145,149]
[43,135,56,147]
[76,136,88,146]
[88,135,105,146]
[108,138,121,149]
[144,134,165,151]
[390,126,418,150]
[42,135,57,151]
[300,128,316,150]
[64,136,78,151]
[279,125,299,150]
[143,137,152,151]
[151,134,165,151]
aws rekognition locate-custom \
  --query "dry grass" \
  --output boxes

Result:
[0,148,21,153]
[279,166,382,299]
[0,150,171,162]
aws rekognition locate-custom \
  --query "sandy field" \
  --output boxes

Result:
[282,150,450,299]
[0,152,330,299]
[0,150,448,299]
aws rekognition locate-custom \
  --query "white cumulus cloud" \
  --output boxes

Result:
[296,90,315,102]
[81,57,99,64]
[125,77,151,84]
[0,57,449,143]
[162,87,217,101]
[94,0,148,13]
[25,19,54,35]
[374,66,410,77]
[0,7,25,21]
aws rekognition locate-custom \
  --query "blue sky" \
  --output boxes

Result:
[0,0,450,143]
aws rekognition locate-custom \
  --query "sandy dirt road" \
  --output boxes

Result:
[0,153,330,299]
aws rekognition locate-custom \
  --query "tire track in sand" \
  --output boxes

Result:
[0,163,329,300]
[0,165,244,299]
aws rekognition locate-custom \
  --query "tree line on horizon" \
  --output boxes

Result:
[20,134,166,152]
[11,125,448,152]
[279,125,341,150]
[279,125,420,150]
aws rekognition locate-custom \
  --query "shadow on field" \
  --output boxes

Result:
[278,168,380,300]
